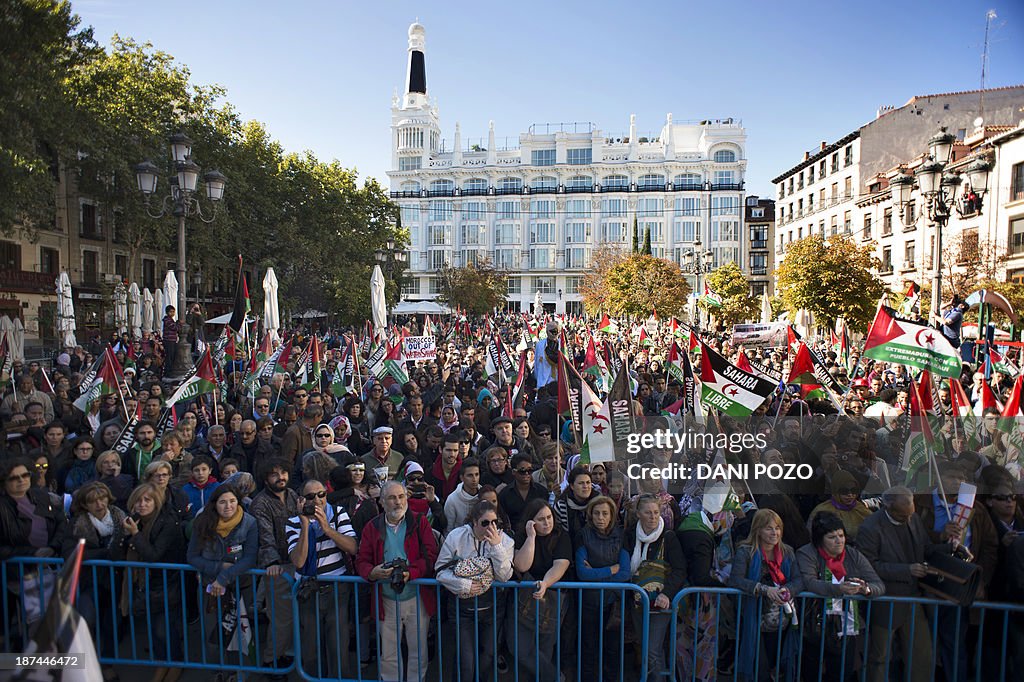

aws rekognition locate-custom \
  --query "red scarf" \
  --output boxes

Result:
[817,546,847,580]
[762,545,787,585]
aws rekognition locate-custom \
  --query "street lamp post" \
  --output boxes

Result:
[681,244,714,329]
[891,127,993,320]
[135,133,226,375]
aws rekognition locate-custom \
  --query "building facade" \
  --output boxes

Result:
[744,196,775,297]
[387,23,755,314]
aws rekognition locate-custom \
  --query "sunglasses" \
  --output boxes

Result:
[406,476,424,483]
[294,393,308,399]
[241,430,256,436]
[315,433,333,439]
[990,494,1015,502]
[480,518,502,528]
[260,426,274,432]
[303,491,327,501]
[515,467,534,475]
[35,463,48,470]
[347,464,366,471]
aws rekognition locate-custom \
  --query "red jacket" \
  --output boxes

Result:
[355,511,439,619]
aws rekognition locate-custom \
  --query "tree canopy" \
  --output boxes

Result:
[601,254,691,318]
[436,259,509,315]
[702,261,758,326]
[775,234,886,332]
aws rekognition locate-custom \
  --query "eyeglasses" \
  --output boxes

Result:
[990,494,1015,502]
[480,518,502,528]
[7,473,32,482]
[515,467,534,475]
[303,491,327,501]
[294,393,308,399]
[406,476,424,483]
[241,430,256,436]
[260,426,274,432]
[152,473,170,479]
[537,431,551,437]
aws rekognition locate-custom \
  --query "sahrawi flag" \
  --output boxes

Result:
[698,342,777,417]
[997,374,1024,453]
[73,347,123,412]
[863,305,960,378]
[580,358,635,464]
[899,281,921,317]
[902,378,937,485]
[165,349,218,407]
[989,347,1020,378]
[947,377,979,449]
[701,281,723,307]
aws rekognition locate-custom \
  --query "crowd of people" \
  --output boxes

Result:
[1,308,1023,682]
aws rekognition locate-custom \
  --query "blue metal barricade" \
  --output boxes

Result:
[667,586,1024,682]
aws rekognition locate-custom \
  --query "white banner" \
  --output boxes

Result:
[403,335,437,361]
[731,322,788,348]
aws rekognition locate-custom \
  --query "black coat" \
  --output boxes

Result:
[0,489,68,560]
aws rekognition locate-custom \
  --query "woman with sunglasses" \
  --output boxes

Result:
[0,457,68,559]
[436,499,515,682]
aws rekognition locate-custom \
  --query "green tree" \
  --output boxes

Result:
[0,0,98,234]
[631,216,639,253]
[437,259,509,315]
[580,245,629,314]
[642,227,652,255]
[776,234,885,331]
[604,255,691,318]
[702,261,758,326]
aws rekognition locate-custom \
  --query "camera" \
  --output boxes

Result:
[407,481,427,499]
[382,558,409,592]
[301,502,317,517]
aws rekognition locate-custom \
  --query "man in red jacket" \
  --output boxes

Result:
[356,481,439,682]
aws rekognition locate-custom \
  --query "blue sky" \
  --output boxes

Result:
[73,0,1024,197]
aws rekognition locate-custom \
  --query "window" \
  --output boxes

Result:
[497,201,520,220]
[566,176,593,191]
[462,249,481,267]
[797,226,803,239]
[881,247,892,272]
[714,149,737,163]
[429,225,452,246]
[534,276,555,293]
[462,201,485,220]
[398,157,421,171]
[115,254,128,279]
[713,220,740,241]
[567,148,592,165]
[601,221,626,242]
[844,177,852,198]
[675,221,698,243]
[498,177,523,193]
[0,241,20,270]
[1012,163,1024,201]
[819,160,827,177]
[601,198,628,216]
[530,176,557,192]
[712,246,739,266]
[904,242,916,269]
[818,220,825,235]
[714,170,736,186]
[495,224,519,245]
[40,247,58,274]
[798,199,804,215]
[530,223,555,244]
[429,250,449,270]
[429,200,453,222]
[530,249,553,269]
[507,277,521,294]
[808,166,815,184]
[831,182,839,200]
[401,206,419,224]
[642,221,663,242]
[564,276,582,294]
[531,149,556,166]
[81,203,100,238]
[82,250,98,285]
[143,258,156,290]
[749,253,768,276]
[675,197,700,216]
[711,196,739,216]
[1012,217,1024,254]
[843,210,852,232]
[788,178,794,195]
[750,225,768,248]
[637,174,666,189]
[798,173,804,190]
[494,248,517,268]
[460,224,481,245]
[401,279,419,296]
[807,194,814,211]
[566,247,590,269]
[429,277,443,294]
[429,179,454,195]
[602,175,628,190]
[566,222,590,243]
[750,281,768,297]
[831,153,839,173]
[819,188,826,205]
[462,178,488,193]
[530,200,555,219]
[400,181,421,193]
[778,183,785,199]
[863,214,872,239]
[673,173,701,189]
[637,197,663,217]
[566,199,590,218]
[844,145,854,167]
[751,208,765,218]
[830,215,838,235]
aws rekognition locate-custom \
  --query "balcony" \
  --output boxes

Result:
[495,187,524,195]
[564,185,594,193]
[599,184,628,193]
[711,183,745,191]
[426,189,455,197]
[637,184,668,193]
[389,190,422,198]
[672,183,703,191]
[460,188,488,196]
[750,241,768,249]
[527,186,558,195]
[750,267,768,276]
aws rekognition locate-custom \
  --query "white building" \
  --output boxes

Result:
[387,23,758,314]
[772,86,1024,287]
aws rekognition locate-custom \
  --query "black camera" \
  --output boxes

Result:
[301,501,317,517]
[407,480,427,499]
[383,558,409,592]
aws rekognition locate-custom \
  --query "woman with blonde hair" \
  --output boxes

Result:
[728,508,804,681]
[142,460,190,523]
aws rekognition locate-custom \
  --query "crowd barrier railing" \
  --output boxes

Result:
[5,557,1024,682]
[668,585,1024,682]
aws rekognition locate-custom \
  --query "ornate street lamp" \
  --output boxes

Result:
[681,243,715,328]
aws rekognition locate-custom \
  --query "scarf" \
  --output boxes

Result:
[215,506,244,538]
[762,544,786,585]
[818,546,847,580]
[328,415,351,445]
[829,497,859,512]
[313,425,335,454]
[89,509,116,537]
[630,516,665,575]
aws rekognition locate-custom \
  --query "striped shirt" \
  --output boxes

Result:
[285,504,356,577]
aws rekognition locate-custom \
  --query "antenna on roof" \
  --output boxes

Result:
[979,9,997,125]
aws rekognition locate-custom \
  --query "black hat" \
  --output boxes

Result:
[490,415,513,429]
